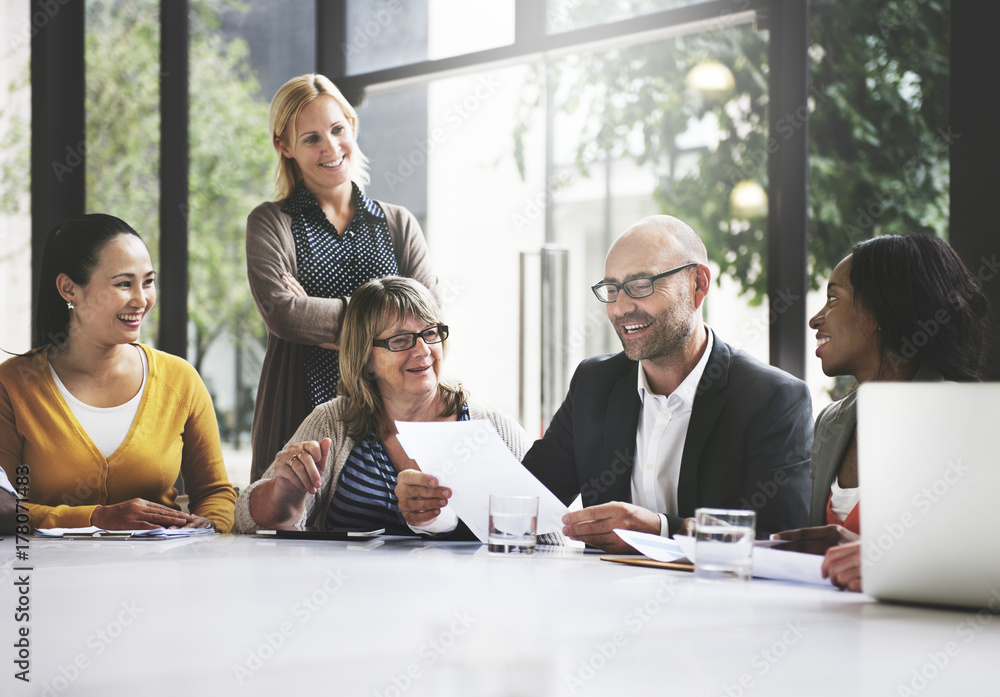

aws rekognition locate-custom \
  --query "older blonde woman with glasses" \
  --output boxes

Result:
[235,277,528,535]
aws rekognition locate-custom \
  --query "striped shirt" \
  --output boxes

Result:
[326,404,470,533]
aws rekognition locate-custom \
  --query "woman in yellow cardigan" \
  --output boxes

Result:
[0,215,235,532]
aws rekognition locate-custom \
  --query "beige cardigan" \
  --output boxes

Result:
[246,199,440,482]
[234,398,530,533]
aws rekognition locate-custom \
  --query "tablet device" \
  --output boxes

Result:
[255,528,385,540]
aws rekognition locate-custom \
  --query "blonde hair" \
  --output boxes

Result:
[268,73,371,200]
[338,277,465,440]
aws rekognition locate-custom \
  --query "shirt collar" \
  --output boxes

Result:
[282,182,384,221]
[636,326,715,409]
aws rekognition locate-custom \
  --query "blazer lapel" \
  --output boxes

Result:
[676,334,729,516]
[602,364,641,506]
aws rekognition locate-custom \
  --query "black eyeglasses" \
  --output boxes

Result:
[373,325,449,352]
[591,263,698,303]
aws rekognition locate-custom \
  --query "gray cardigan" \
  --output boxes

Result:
[234,398,530,533]
[809,365,945,526]
[245,199,440,483]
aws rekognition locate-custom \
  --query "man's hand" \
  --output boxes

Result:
[772,524,860,555]
[674,517,696,537]
[822,541,863,592]
[395,470,451,527]
[562,502,661,553]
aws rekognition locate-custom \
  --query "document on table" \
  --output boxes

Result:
[395,419,568,543]
[36,526,216,539]
[613,529,834,587]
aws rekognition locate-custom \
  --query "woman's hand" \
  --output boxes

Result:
[91,498,194,530]
[822,541,863,592]
[179,515,215,530]
[771,524,860,555]
[281,272,308,298]
[249,439,332,530]
[272,439,332,499]
[395,470,451,527]
[282,272,339,350]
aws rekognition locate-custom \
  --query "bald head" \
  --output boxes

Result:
[609,215,708,268]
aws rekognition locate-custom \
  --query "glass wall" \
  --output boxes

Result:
[804,0,951,407]
[190,0,315,487]
[345,0,515,75]
[354,13,773,430]
[0,0,31,354]
[85,0,162,286]
[547,0,713,33]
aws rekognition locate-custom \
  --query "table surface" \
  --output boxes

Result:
[2,534,997,696]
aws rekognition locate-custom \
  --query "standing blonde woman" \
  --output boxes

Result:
[246,73,439,483]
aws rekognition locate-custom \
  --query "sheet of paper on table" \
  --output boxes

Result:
[613,529,834,587]
[395,419,568,543]
[36,526,216,539]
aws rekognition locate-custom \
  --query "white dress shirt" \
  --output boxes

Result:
[631,329,714,536]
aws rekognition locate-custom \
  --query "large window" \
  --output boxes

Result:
[0,0,33,354]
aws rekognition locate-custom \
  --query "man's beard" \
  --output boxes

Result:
[613,301,696,362]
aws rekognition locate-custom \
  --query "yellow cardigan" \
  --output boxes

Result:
[0,344,235,531]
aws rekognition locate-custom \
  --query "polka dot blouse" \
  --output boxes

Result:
[284,182,399,409]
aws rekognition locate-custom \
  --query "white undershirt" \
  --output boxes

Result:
[632,328,714,536]
[829,478,860,523]
[50,345,148,459]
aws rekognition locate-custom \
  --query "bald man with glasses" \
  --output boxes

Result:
[397,215,812,553]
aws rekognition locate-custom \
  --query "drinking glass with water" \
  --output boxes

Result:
[694,508,756,581]
[488,495,538,554]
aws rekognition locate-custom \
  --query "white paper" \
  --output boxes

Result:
[36,526,215,538]
[614,529,834,587]
[395,420,569,543]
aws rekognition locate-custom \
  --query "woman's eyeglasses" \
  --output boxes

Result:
[373,325,449,352]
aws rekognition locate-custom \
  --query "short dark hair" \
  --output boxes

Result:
[849,234,989,381]
[33,214,144,350]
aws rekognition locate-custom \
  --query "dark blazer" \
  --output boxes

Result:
[522,332,813,537]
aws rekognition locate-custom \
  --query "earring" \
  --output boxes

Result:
[67,301,75,310]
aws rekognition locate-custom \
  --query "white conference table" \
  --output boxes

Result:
[2,533,997,696]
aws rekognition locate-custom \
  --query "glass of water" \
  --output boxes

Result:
[488,495,538,554]
[694,508,756,582]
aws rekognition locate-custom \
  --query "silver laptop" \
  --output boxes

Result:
[857,382,1000,609]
